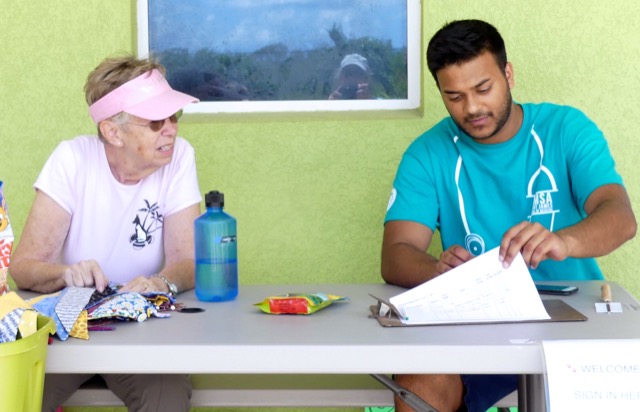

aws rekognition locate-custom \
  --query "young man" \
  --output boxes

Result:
[382,19,636,412]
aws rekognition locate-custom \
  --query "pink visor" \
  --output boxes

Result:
[88,69,199,123]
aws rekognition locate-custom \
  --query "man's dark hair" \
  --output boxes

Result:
[426,19,507,84]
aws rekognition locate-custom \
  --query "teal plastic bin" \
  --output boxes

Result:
[0,314,55,412]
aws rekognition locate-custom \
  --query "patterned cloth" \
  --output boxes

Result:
[29,292,70,341]
[0,307,24,343]
[23,284,174,341]
[69,310,89,339]
[87,291,169,322]
[0,291,40,343]
[55,287,95,333]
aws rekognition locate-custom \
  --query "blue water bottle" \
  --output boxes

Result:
[194,190,238,302]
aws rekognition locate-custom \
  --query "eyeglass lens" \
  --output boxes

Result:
[146,109,183,132]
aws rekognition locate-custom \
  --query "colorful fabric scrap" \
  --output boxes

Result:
[55,286,95,333]
[29,292,70,341]
[0,308,24,343]
[69,310,89,340]
[86,292,168,322]
[23,282,175,340]
[0,291,41,343]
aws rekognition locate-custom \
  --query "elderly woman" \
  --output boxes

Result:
[10,55,201,412]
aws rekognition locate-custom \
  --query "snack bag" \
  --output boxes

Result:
[0,181,13,295]
[255,293,349,315]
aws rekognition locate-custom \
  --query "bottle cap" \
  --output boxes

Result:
[205,190,224,207]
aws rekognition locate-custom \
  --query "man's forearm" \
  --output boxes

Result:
[558,197,636,259]
[381,242,440,288]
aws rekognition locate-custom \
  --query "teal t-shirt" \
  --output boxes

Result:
[385,103,624,281]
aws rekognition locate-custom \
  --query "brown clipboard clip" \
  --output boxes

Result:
[368,294,407,321]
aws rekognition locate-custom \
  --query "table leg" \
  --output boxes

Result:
[370,374,438,412]
[518,374,547,412]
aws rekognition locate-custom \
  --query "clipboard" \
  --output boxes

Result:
[369,294,587,327]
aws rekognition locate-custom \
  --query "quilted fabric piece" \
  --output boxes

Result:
[141,291,175,311]
[85,282,121,308]
[0,291,40,342]
[55,287,95,333]
[22,284,174,341]
[29,292,70,341]
[18,307,38,338]
[85,283,175,311]
[0,291,33,318]
[69,309,89,340]
[87,292,168,322]
[0,307,24,343]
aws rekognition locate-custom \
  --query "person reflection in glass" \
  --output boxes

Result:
[329,54,373,100]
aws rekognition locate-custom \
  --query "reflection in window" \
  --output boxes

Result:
[146,1,408,102]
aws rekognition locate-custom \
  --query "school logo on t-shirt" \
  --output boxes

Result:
[527,128,560,230]
[129,199,164,250]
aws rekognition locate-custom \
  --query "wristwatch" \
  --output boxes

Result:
[156,275,178,297]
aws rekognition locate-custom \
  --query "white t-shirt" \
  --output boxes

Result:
[35,135,202,284]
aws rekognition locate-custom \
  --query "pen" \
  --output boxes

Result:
[601,283,612,313]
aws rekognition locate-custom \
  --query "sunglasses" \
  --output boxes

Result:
[125,109,183,132]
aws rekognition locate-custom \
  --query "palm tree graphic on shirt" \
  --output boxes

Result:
[130,200,164,249]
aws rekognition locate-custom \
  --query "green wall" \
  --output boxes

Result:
[1,0,639,410]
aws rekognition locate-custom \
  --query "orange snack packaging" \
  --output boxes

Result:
[255,293,349,315]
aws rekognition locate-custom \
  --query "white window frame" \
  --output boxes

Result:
[136,0,421,114]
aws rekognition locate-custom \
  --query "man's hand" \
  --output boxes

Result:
[436,245,475,274]
[62,259,109,292]
[499,221,569,269]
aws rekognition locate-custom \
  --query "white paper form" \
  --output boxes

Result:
[389,246,550,325]
[542,339,640,411]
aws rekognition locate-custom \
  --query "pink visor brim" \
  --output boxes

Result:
[88,69,199,123]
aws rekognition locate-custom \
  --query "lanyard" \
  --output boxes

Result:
[452,127,550,256]
[453,135,486,256]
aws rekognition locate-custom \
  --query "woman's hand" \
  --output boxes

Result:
[62,259,109,292]
[120,275,167,294]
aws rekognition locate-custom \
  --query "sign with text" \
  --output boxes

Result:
[542,339,640,411]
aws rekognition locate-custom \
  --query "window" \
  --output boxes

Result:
[137,0,421,114]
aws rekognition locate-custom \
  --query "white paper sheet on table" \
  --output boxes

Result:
[388,246,550,325]
[542,339,640,411]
